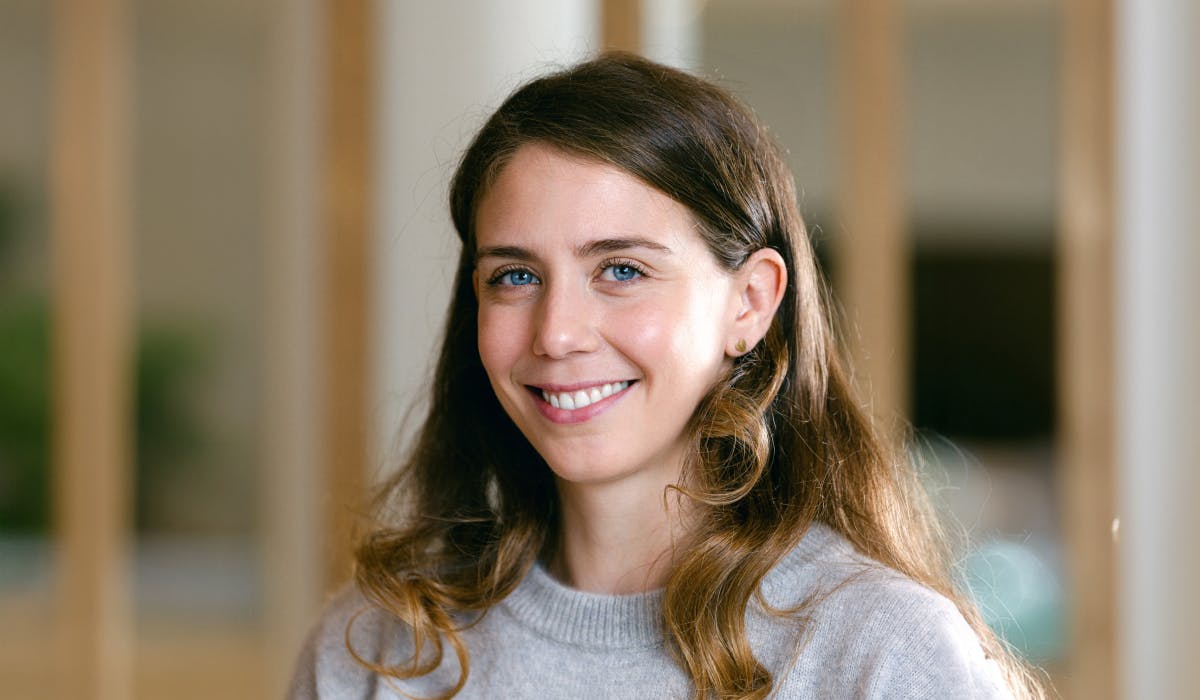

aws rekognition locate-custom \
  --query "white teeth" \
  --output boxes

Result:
[541,381,630,411]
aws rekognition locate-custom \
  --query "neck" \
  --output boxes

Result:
[550,472,691,595]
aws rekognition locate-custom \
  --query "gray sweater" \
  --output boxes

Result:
[289,523,1011,699]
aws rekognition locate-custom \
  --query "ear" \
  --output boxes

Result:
[725,248,787,357]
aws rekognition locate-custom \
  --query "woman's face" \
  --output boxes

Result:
[473,143,742,489]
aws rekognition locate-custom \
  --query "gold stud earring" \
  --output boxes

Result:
[735,339,748,353]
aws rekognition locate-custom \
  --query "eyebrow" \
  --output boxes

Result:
[474,245,535,263]
[577,237,673,258]
[475,237,673,263]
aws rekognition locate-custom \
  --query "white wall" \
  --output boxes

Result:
[1116,0,1200,697]
[642,0,703,70]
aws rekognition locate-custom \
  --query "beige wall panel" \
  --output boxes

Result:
[50,0,134,697]
[1059,2,1117,697]
[834,0,909,429]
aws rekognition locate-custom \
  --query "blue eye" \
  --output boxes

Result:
[605,264,641,282]
[496,269,539,286]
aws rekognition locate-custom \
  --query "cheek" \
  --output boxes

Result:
[477,306,528,379]
[613,289,728,372]
[616,305,668,349]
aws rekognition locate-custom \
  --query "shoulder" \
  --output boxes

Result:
[764,524,1013,699]
[287,584,407,699]
[824,574,1010,698]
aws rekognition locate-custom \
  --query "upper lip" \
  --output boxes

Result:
[527,379,636,392]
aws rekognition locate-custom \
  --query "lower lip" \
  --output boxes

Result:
[530,383,635,424]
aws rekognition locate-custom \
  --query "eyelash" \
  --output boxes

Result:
[598,258,647,282]
[486,265,540,287]
[485,258,649,287]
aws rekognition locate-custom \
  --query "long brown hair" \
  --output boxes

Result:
[353,52,1044,700]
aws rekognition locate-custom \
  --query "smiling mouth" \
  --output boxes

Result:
[532,381,635,410]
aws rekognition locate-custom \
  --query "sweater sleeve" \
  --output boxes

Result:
[286,586,383,700]
[861,589,1012,700]
[286,625,320,700]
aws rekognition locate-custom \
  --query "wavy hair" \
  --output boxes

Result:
[353,52,1045,700]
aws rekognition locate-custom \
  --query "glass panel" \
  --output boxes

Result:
[904,1,1066,670]
[0,1,55,696]
[701,0,838,267]
[132,1,268,696]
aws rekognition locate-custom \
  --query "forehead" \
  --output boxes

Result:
[473,143,700,252]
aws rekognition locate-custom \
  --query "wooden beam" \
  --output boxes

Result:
[603,0,641,53]
[323,0,373,591]
[262,0,324,692]
[49,0,134,697]
[1059,0,1117,697]
[834,0,909,429]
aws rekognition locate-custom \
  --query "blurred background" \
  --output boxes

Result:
[1,0,1196,698]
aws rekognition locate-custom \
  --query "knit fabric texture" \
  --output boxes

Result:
[288,523,1011,699]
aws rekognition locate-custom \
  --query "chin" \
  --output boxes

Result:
[541,458,629,486]
[539,448,685,490]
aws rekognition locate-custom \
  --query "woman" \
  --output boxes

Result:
[291,53,1043,699]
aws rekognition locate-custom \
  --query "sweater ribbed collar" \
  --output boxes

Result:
[498,522,848,651]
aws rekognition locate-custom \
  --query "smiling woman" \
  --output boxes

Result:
[289,53,1045,699]
[473,144,776,500]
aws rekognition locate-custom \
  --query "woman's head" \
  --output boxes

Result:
[448,51,835,501]
[471,142,783,489]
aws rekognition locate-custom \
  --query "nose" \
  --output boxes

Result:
[532,281,599,359]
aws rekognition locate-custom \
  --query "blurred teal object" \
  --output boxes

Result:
[962,538,1064,661]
